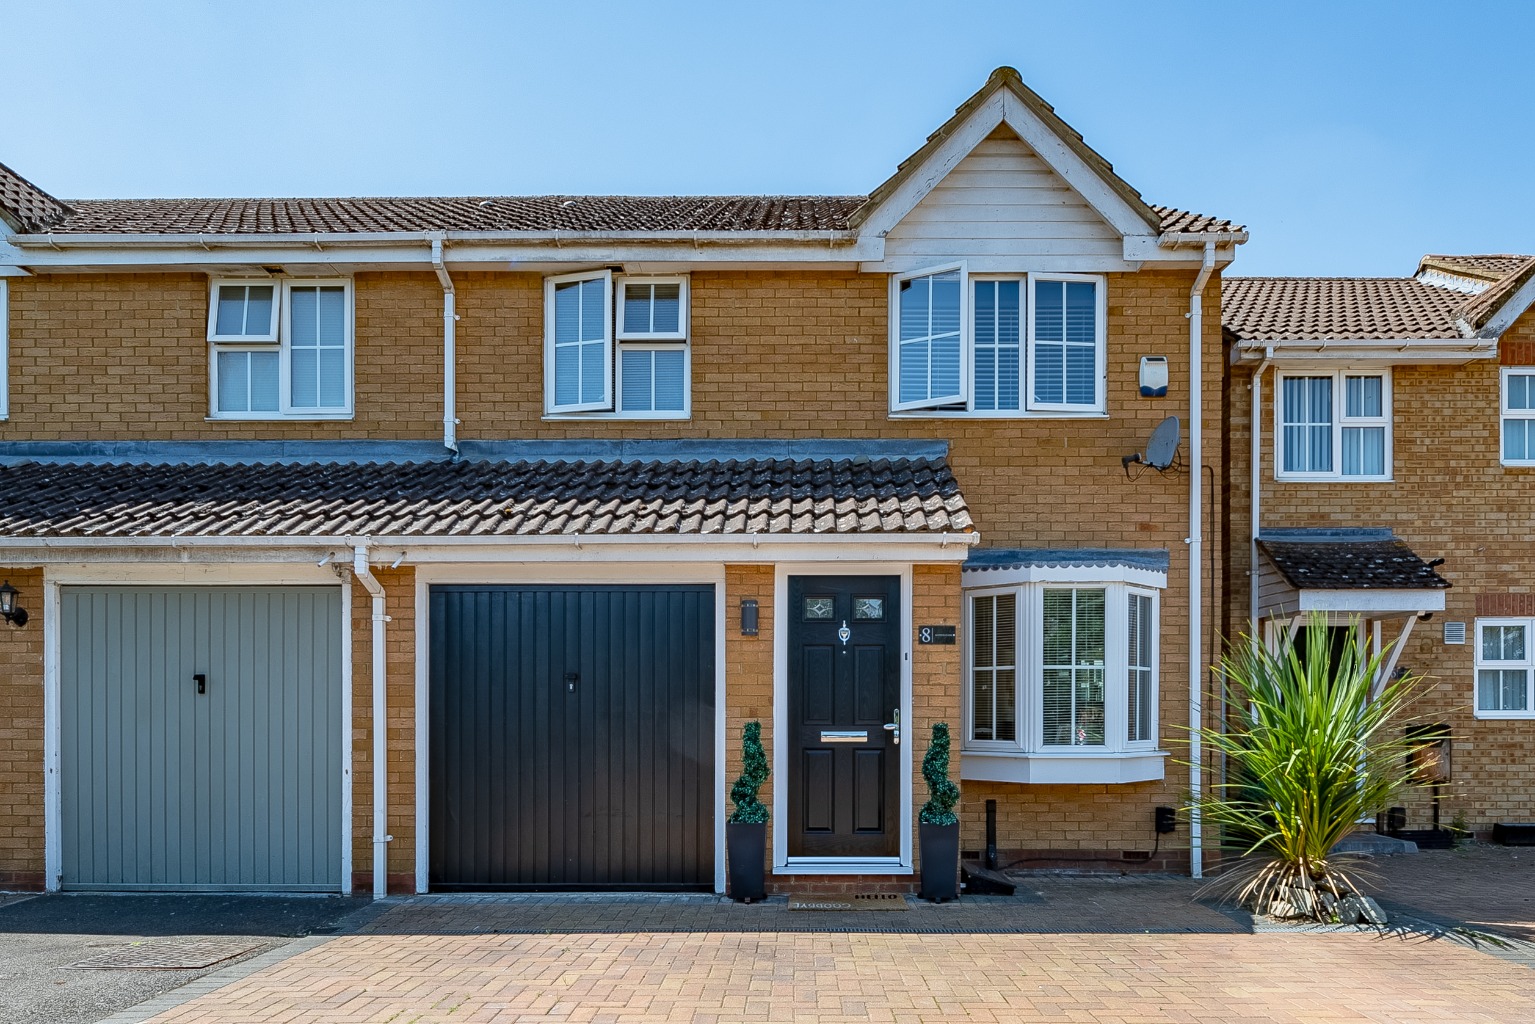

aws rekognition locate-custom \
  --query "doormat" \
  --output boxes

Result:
[68,940,262,971]
[788,893,909,912]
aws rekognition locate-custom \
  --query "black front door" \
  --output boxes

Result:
[787,575,902,858]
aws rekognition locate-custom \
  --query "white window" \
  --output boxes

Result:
[1276,370,1390,480]
[207,279,352,419]
[545,272,690,418]
[965,581,1159,754]
[1475,619,1535,718]
[891,265,1104,415]
[1501,369,1535,465]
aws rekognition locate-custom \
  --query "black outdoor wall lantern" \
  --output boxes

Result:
[739,598,759,636]
[0,581,28,627]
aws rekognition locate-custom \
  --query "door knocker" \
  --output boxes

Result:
[838,620,851,646]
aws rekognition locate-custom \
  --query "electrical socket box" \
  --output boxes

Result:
[1154,806,1177,834]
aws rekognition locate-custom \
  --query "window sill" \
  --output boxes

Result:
[888,410,1108,421]
[960,749,1167,784]
[1473,711,1535,720]
[1274,474,1393,483]
[206,414,355,422]
[542,412,691,422]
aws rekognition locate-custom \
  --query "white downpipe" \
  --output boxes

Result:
[1249,347,1274,631]
[352,543,392,899]
[431,236,458,453]
[1188,241,1215,879]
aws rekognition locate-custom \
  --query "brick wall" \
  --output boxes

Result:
[1224,305,1535,835]
[0,568,44,888]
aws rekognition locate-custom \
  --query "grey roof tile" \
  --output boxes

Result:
[0,455,973,539]
[1256,534,1450,591]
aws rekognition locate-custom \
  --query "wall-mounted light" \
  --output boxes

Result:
[0,581,28,627]
[740,598,759,636]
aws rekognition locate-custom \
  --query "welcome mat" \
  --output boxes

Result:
[68,940,261,970]
[788,893,909,912]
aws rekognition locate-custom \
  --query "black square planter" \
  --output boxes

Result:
[919,822,960,902]
[726,822,767,902]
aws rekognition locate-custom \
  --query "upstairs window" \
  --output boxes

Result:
[208,279,352,419]
[891,264,1104,415]
[545,271,690,418]
[1501,369,1535,465]
[1276,370,1390,480]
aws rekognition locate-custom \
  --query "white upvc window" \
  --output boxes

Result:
[1475,618,1535,718]
[545,271,690,418]
[1275,369,1391,480]
[890,265,1104,416]
[207,279,352,419]
[1500,369,1535,465]
[965,581,1159,754]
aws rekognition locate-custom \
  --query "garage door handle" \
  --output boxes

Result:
[194,673,207,695]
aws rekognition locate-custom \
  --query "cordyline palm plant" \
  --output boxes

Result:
[1192,614,1422,921]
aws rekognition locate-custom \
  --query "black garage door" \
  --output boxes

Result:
[429,585,715,890]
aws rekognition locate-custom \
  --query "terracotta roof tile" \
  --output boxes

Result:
[0,455,974,539]
[1222,277,1469,341]
[0,160,72,232]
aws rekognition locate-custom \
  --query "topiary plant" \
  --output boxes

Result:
[920,722,960,826]
[728,720,771,824]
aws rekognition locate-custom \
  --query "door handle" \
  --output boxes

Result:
[883,708,900,745]
[194,673,207,695]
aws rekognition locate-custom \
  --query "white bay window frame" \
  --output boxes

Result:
[1274,368,1392,481]
[889,264,1106,417]
[207,278,353,420]
[963,577,1162,784]
[545,271,691,419]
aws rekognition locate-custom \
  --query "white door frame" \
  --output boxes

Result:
[771,563,915,875]
[41,563,351,893]
[412,563,728,894]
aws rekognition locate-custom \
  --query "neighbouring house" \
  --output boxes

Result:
[0,68,1243,894]
[1223,255,1535,838]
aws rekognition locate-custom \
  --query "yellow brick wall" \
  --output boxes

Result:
[0,568,44,887]
[349,567,417,892]
[1224,304,1535,836]
[1,273,442,439]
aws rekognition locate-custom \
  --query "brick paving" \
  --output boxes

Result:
[124,870,1535,1024]
[1363,844,1535,941]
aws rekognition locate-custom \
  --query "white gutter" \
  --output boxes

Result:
[352,543,392,900]
[1188,241,1215,880]
[1159,230,1250,247]
[1249,346,1274,631]
[430,236,458,453]
[0,532,981,551]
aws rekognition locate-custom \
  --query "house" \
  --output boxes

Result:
[1223,255,1535,837]
[0,68,1243,894]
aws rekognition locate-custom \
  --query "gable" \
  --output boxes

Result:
[880,127,1125,272]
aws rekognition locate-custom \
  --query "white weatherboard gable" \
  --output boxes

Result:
[858,89,1161,273]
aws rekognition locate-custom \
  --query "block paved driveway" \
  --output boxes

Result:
[118,863,1535,1024]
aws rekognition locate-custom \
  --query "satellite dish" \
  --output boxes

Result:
[1122,416,1181,476]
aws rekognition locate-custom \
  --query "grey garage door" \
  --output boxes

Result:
[60,586,343,891]
[429,585,715,890]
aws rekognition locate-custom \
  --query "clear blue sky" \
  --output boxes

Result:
[6,0,1529,276]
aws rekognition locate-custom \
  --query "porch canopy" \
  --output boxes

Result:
[1255,527,1450,620]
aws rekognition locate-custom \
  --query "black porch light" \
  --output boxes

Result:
[0,581,28,627]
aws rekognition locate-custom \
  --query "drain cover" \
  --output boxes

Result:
[788,893,909,912]
[68,941,261,971]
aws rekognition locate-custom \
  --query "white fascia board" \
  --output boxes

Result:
[862,253,1143,275]
[1297,589,1446,614]
[1233,339,1498,365]
[0,531,980,566]
[1478,272,1535,340]
[8,232,880,270]
[962,563,1167,589]
[960,750,1168,785]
